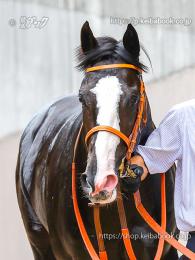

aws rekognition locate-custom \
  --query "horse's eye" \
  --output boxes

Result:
[79,94,83,103]
[79,95,88,107]
[131,95,138,104]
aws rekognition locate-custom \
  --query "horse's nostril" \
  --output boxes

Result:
[99,191,109,200]
[86,178,91,186]
[81,174,87,184]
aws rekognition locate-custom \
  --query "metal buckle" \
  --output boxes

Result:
[118,158,137,178]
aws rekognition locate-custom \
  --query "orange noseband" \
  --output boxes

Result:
[85,126,130,148]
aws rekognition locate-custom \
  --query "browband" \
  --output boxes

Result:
[85,64,142,73]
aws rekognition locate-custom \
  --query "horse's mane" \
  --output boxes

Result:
[76,36,150,72]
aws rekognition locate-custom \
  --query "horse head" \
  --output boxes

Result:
[77,21,147,205]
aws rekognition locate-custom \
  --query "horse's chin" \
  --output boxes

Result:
[88,189,117,206]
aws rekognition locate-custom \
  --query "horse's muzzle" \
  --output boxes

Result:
[91,173,118,196]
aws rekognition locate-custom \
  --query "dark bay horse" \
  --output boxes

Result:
[16,22,178,259]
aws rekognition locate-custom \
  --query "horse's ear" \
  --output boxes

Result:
[81,21,98,53]
[123,24,140,59]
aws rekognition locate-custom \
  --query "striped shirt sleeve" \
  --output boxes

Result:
[136,107,182,174]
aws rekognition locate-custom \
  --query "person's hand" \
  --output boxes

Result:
[130,155,149,181]
[120,164,144,193]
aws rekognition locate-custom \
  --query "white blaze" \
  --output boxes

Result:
[90,76,122,184]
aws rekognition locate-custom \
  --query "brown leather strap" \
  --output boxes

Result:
[126,81,145,160]
[117,185,128,229]
[94,206,108,260]
[117,185,137,260]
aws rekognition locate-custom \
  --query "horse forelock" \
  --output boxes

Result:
[76,37,148,72]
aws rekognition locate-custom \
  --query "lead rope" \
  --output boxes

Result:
[116,80,145,260]
[72,124,100,260]
[133,189,195,259]
[72,124,108,260]
[117,80,166,260]
[93,206,108,260]
[154,173,166,260]
[129,80,166,260]
[117,185,137,260]
[116,79,166,260]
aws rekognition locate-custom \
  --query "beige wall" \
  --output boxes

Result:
[146,66,195,125]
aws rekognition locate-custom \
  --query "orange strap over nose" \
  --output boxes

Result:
[86,64,143,73]
[85,126,130,148]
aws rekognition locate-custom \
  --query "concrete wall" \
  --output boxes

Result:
[146,66,195,125]
[0,133,33,260]
[0,0,195,138]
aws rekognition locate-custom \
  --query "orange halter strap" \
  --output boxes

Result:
[72,64,195,260]
[85,126,131,147]
[85,63,143,73]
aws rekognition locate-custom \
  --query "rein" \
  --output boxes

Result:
[72,64,195,260]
